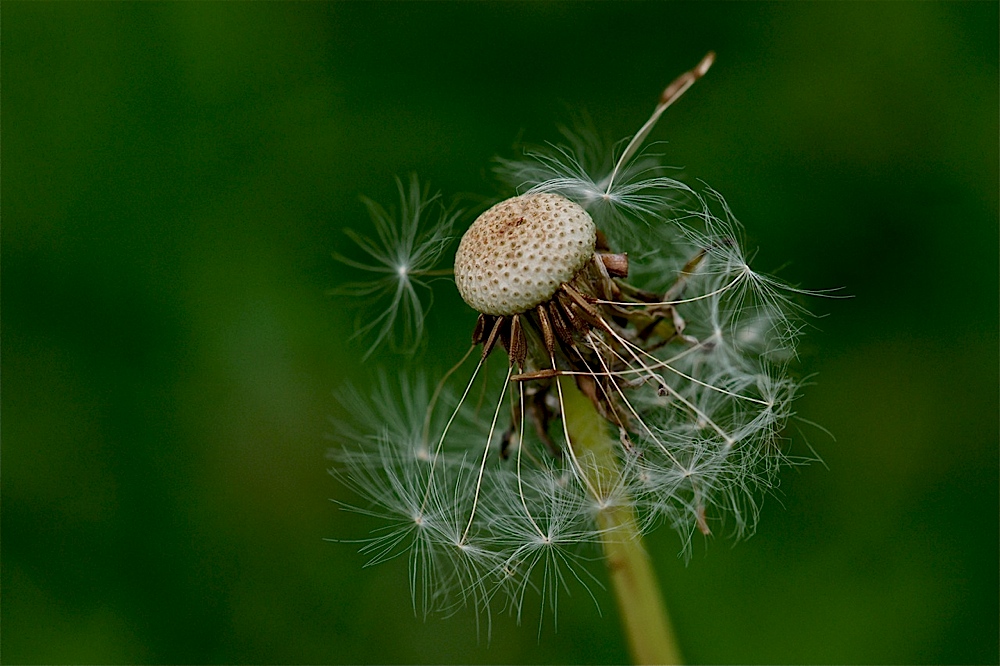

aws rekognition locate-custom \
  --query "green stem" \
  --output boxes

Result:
[559,377,683,666]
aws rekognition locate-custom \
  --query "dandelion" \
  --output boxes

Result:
[330,53,816,663]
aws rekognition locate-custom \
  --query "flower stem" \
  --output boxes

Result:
[559,376,683,666]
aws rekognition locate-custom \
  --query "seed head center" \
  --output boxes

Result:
[454,193,597,315]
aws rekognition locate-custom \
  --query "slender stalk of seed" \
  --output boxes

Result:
[601,51,715,197]
[558,376,683,666]
[461,365,514,542]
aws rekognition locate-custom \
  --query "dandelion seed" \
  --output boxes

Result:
[332,174,460,358]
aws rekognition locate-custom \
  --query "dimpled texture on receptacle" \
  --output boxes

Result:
[454,193,597,315]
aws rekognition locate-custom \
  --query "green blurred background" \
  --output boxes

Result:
[3,2,997,664]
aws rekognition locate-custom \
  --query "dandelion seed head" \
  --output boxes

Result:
[454,193,596,315]
[330,54,821,624]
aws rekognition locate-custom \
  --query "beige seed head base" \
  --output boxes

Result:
[454,193,597,316]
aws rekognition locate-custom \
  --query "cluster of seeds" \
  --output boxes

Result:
[332,52,812,629]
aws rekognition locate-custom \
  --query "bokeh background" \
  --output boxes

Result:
[4,2,997,664]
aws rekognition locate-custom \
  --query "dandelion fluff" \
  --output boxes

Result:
[330,54,818,633]
[332,175,459,358]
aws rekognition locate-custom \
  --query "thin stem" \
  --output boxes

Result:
[462,364,514,543]
[421,355,486,512]
[602,52,715,197]
[558,376,683,666]
[515,381,546,540]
